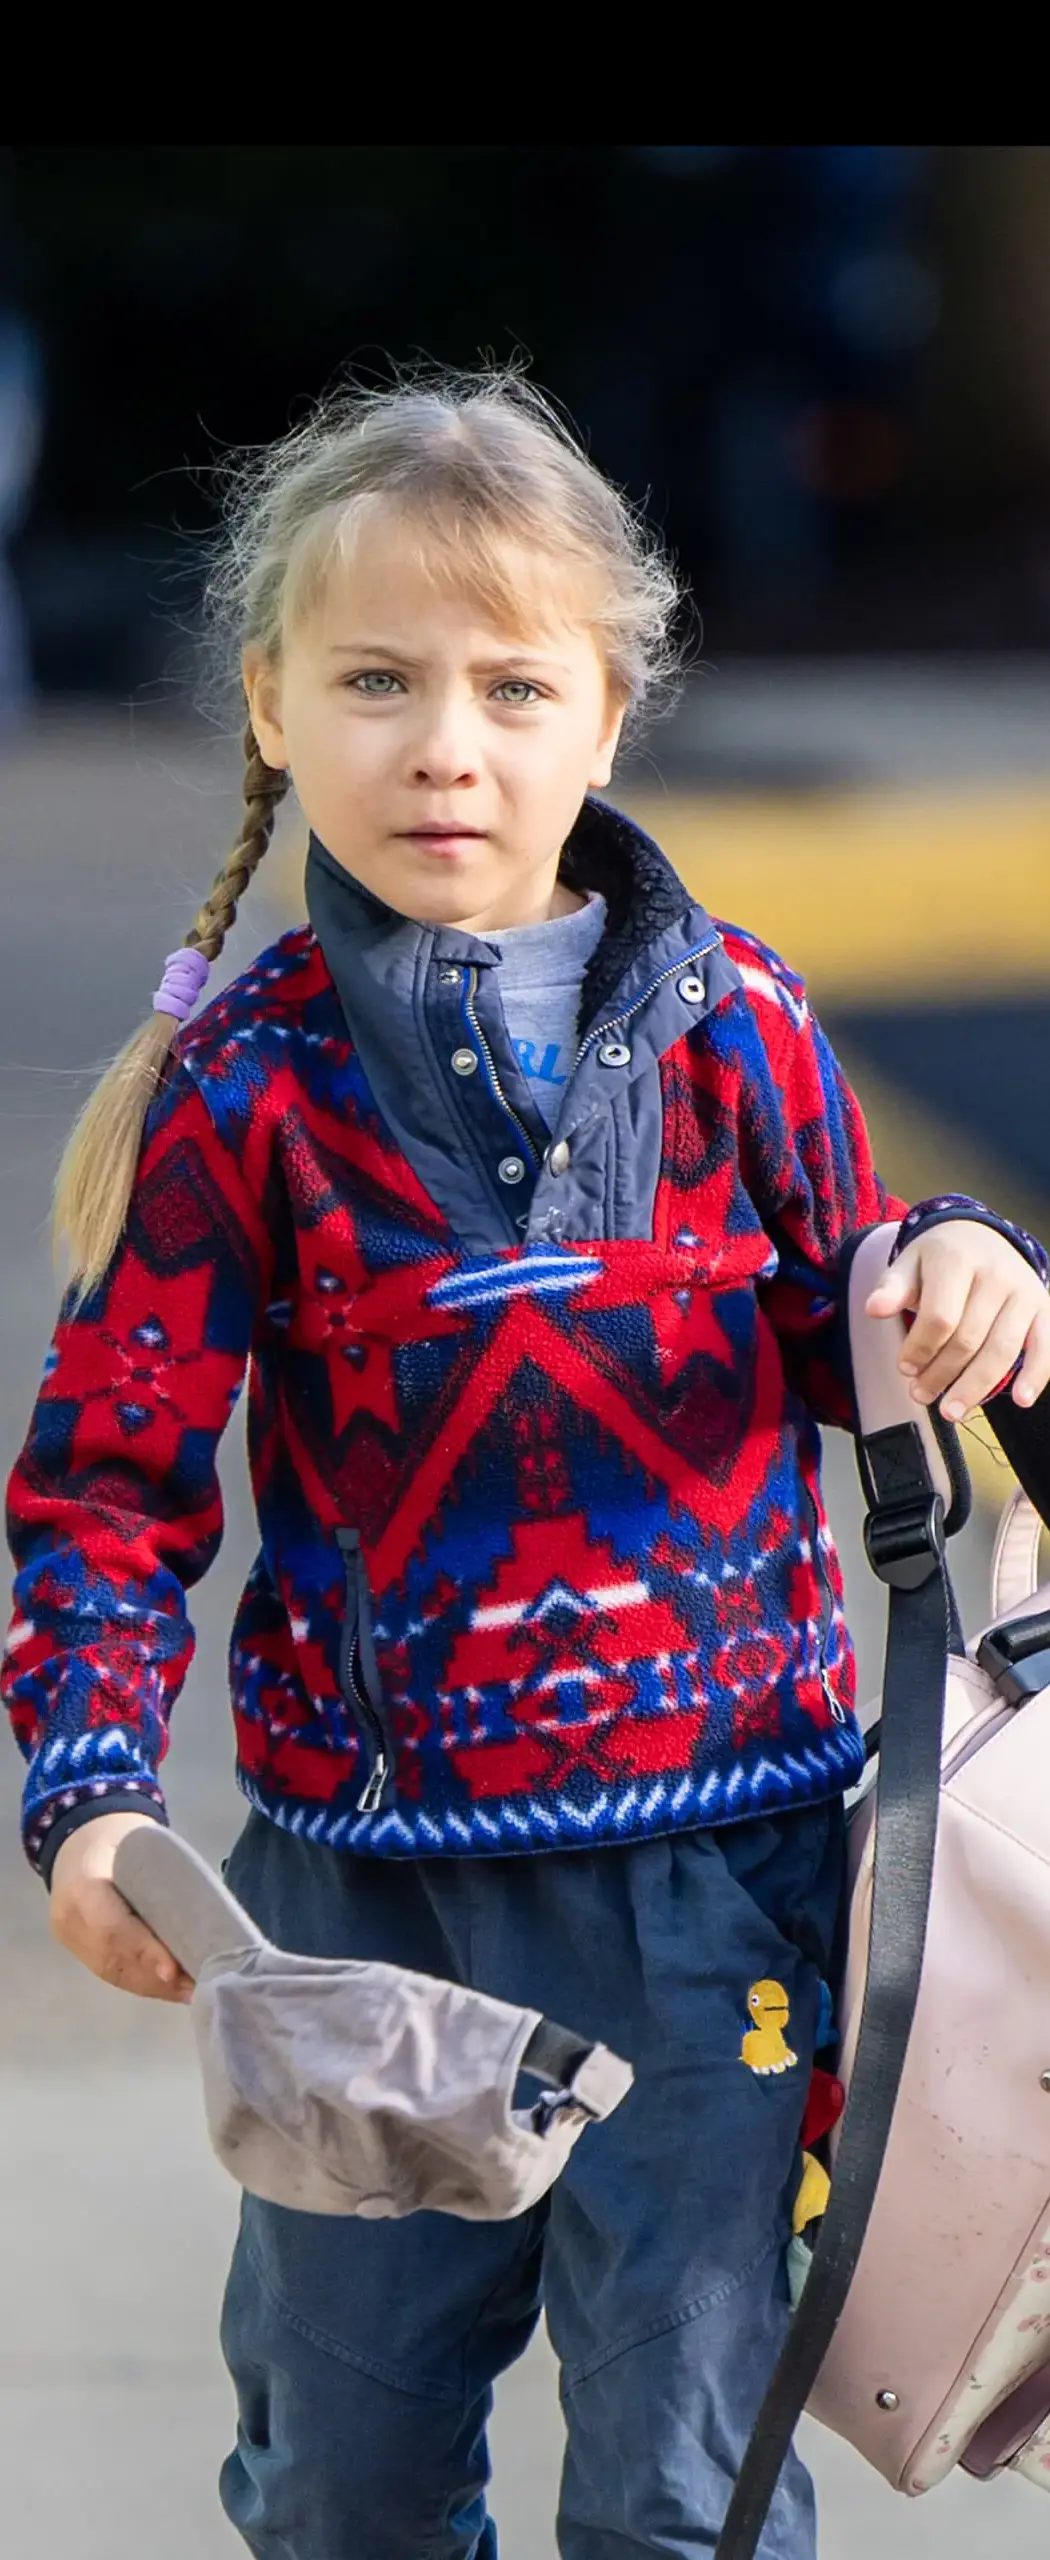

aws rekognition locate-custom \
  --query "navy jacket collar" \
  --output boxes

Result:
[305,794,704,1041]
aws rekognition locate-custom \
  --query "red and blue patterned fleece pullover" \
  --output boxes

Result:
[3,799,1046,1880]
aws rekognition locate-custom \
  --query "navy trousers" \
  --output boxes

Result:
[218,1800,844,2558]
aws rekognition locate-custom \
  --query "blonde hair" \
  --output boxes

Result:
[56,366,685,1296]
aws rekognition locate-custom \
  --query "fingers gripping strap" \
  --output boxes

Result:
[849,1214,1050,1551]
[991,1488,1046,1620]
[847,1225,956,1517]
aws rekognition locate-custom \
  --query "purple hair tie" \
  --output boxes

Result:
[152,946,210,1022]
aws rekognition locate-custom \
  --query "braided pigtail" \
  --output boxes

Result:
[53,723,288,1302]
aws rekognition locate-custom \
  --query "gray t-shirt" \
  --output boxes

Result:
[493,890,608,1130]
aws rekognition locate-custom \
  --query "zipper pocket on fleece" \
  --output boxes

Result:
[335,1528,394,1813]
[804,1486,847,1725]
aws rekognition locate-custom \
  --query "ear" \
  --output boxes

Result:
[243,652,289,774]
[588,689,628,791]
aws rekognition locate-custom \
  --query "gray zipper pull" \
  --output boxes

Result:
[822,1672,847,1724]
[356,1752,389,1814]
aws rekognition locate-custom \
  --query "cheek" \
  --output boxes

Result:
[500,712,601,792]
[292,700,387,799]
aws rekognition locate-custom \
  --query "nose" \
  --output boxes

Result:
[408,687,481,790]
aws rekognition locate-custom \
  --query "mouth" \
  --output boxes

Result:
[397,825,488,856]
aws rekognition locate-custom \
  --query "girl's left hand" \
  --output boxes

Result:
[865,1220,1050,1421]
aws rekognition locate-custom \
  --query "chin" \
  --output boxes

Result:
[400,882,493,927]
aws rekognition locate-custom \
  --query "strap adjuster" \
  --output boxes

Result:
[863,1493,946,1590]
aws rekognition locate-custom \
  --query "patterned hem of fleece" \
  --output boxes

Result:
[233,1732,865,1859]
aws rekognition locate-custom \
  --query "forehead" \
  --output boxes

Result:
[288,503,606,668]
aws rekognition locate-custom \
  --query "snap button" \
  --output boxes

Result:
[597,1040,632,1068]
[678,973,706,1004]
[451,1047,478,1076]
[547,1140,571,1175]
[439,966,461,985]
[498,1155,526,1185]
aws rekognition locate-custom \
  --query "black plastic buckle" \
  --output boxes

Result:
[976,1608,1050,1705]
[863,1492,946,1591]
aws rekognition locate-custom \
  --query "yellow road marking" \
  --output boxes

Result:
[624,787,1050,1003]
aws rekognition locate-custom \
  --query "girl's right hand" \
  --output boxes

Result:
[49,1809,195,2003]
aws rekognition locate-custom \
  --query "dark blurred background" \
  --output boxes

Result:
[6,143,1050,698]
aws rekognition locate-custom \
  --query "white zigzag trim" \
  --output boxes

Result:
[751,1756,793,1795]
[371,1812,415,1847]
[613,1785,640,1826]
[781,1754,812,1786]
[563,1792,611,1832]
[234,1735,862,1861]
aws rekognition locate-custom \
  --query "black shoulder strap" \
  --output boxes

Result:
[714,1377,1050,2560]
[713,1432,952,2557]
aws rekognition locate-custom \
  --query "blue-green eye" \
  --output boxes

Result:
[492,679,543,705]
[347,670,405,695]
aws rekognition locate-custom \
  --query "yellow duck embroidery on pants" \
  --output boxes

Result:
[740,1979,798,2075]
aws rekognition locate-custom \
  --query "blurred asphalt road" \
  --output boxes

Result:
[1,702,1048,2556]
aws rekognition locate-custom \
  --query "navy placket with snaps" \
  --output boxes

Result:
[427,948,554,1237]
[424,930,728,1248]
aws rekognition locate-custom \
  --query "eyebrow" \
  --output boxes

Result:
[326,643,571,675]
[328,643,426,668]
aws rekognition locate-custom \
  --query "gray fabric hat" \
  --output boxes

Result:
[114,1827,634,2222]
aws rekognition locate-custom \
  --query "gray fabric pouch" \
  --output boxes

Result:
[114,1826,634,2221]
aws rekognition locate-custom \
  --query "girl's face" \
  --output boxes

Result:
[246,516,626,933]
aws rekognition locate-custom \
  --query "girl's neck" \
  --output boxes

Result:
[549,882,588,921]
[454,880,588,936]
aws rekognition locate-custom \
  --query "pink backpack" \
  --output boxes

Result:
[717,1221,1050,2558]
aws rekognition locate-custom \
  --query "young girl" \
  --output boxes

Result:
[5,373,1049,2560]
